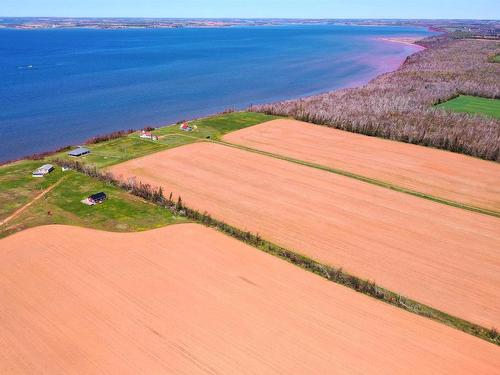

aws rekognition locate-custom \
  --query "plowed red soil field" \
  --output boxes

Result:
[223,119,500,212]
[109,143,500,328]
[1,224,499,374]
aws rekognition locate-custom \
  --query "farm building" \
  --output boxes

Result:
[68,147,91,157]
[32,164,54,177]
[82,192,107,206]
[179,122,193,132]
[140,131,158,140]
[88,192,107,205]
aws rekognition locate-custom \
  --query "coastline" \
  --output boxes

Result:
[0,27,433,164]
[251,36,499,161]
[0,43,418,168]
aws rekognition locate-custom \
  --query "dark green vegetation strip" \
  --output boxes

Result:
[56,158,500,346]
[216,140,500,218]
[52,112,278,168]
[436,95,500,119]
[0,161,185,239]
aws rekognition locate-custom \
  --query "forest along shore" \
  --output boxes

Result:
[252,34,500,161]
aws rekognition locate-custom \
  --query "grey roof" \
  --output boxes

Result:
[33,164,54,174]
[68,147,90,156]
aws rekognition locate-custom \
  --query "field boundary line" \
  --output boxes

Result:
[0,177,66,227]
[74,131,500,217]
[53,158,500,346]
[213,140,500,218]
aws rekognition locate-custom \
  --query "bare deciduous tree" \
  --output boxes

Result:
[251,36,500,161]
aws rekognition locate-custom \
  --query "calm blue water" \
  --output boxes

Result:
[0,25,434,161]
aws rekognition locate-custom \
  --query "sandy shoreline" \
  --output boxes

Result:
[378,36,426,49]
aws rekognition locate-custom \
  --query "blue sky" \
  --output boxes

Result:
[0,0,498,19]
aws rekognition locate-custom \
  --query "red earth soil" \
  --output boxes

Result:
[1,224,499,374]
[223,119,500,212]
[109,142,500,328]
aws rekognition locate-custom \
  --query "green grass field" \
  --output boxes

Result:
[436,95,500,119]
[1,112,276,238]
[0,162,186,238]
[53,112,278,168]
[0,160,65,221]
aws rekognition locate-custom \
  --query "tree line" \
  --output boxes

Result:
[250,34,500,161]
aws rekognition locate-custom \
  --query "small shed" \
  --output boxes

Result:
[68,147,91,157]
[88,192,107,205]
[32,164,54,177]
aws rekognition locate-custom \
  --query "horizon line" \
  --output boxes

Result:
[0,16,498,21]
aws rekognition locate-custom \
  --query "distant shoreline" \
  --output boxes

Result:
[0,17,495,32]
[377,36,426,48]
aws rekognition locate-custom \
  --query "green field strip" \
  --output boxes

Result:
[436,95,500,119]
[488,53,500,63]
[49,112,279,168]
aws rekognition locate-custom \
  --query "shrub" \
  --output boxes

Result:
[24,145,72,160]
[85,129,135,145]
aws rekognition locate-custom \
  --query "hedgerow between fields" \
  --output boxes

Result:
[54,157,500,346]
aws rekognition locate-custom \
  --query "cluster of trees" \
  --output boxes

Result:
[0,145,71,165]
[53,158,268,246]
[22,145,72,161]
[251,36,500,161]
[85,129,135,145]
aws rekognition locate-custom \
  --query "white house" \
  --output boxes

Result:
[32,164,54,177]
[140,130,158,140]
